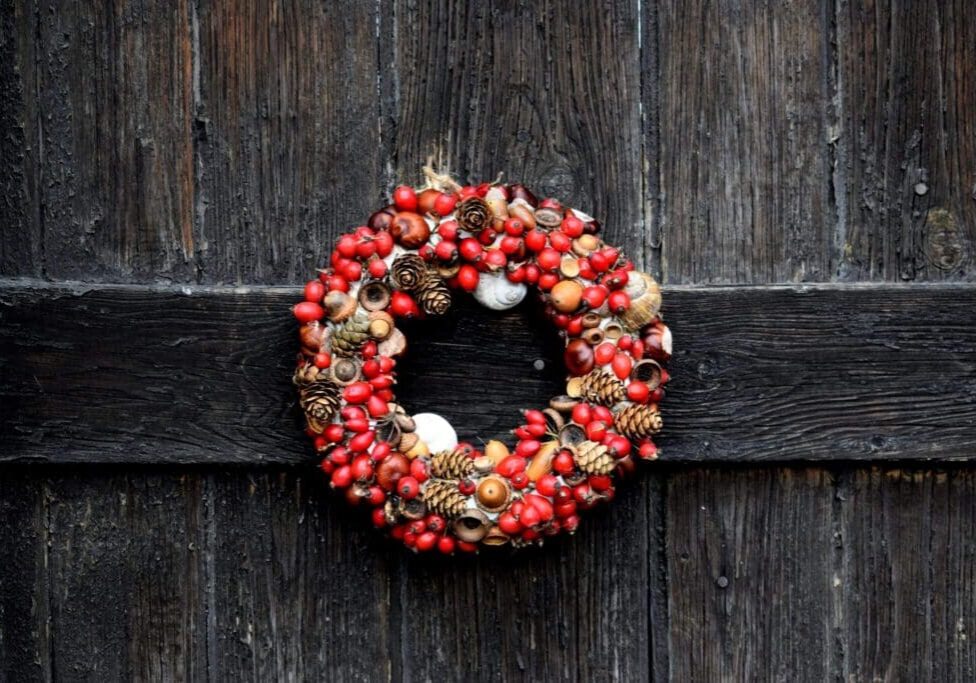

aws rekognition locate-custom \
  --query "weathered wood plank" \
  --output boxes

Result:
[834,0,976,282]
[44,472,208,681]
[193,0,385,284]
[656,0,833,284]
[0,1,42,278]
[207,470,393,682]
[666,468,837,680]
[396,474,661,682]
[391,0,645,259]
[838,468,976,681]
[0,473,49,683]
[2,280,975,464]
[32,0,196,282]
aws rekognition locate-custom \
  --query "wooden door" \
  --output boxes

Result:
[2,1,975,680]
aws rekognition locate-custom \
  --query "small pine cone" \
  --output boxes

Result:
[331,314,370,356]
[455,196,492,233]
[390,254,428,291]
[580,370,626,405]
[430,448,475,479]
[292,362,321,387]
[615,404,663,440]
[575,440,614,475]
[422,480,468,518]
[299,376,341,422]
[416,276,452,315]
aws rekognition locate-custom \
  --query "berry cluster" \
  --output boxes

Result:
[293,177,671,552]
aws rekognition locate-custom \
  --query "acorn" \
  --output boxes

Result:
[390,211,430,248]
[564,338,595,376]
[358,281,392,311]
[367,311,395,340]
[476,476,511,512]
[508,201,537,230]
[550,279,583,313]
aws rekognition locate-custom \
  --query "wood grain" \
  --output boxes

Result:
[666,468,837,681]
[834,0,976,282]
[838,468,976,681]
[207,470,393,681]
[655,0,833,284]
[193,0,386,285]
[32,0,196,283]
[391,0,646,261]
[2,280,974,464]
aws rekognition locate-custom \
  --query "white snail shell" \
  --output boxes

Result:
[411,413,458,453]
[473,271,527,311]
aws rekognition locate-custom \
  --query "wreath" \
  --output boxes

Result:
[292,167,671,553]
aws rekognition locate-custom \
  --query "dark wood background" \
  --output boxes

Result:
[2,0,975,680]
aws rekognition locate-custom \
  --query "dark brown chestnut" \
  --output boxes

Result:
[389,211,430,248]
[564,338,595,376]
[368,205,397,232]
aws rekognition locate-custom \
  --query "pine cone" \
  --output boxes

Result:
[615,404,663,440]
[575,440,614,475]
[430,448,475,479]
[455,196,492,233]
[298,376,341,431]
[331,313,370,356]
[422,480,468,518]
[416,276,452,315]
[580,370,626,405]
[391,254,428,291]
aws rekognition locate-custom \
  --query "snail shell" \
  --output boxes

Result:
[473,271,527,311]
[411,412,458,454]
[619,272,662,331]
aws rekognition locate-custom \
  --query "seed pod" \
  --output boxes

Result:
[575,440,614,475]
[579,370,626,405]
[455,196,492,233]
[615,404,664,440]
[331,313,370,356]
[390,254,428,291]
[422,480,467,518]
[430,447,476,479]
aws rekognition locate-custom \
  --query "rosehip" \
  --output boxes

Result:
[371,507,387,527]
[324,423,345,442]
[293,302,324,323]
[483,249,507,270]
[434,240,457,262]
[498,512,522,535]
[392,185,418,211]
[397,476,420,499]
[499,235,522,255]
[586,420,608,441]
[536,474,559,497]
[343,382,372,404]
[581,285,608,310]
[523,410,546,425]
[373,231,394,257]
[608,290,630,314]
[415,531,438,552]
[330,465,353,489]
[511,472,529,490]
[536,248,561,271]
[390,291,419,318]
[592,405,614,425]
[548,231,571,252]
[504,218,525,235]
[350,455,374,481]
[367,394,390,418]
[538,272,559,291]
[459,237,483,262]
[410,458,429,483]
[571,403,593,425]
[515,439,540,458]
[348,430,375,453]
[304,280,325,303]
[437,535,456,554]
[611,352,633,379]
[367,258,388,279]
[496,455,527,477]
[561,215,584,238]
[434,192,458,216]
[553,450,576,475]
[437,221,459,241]
[457,264,479,291]
[313,352,332,369]
[627,381,649,403]
[524,229,547,252]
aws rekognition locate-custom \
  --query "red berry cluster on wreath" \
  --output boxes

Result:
[292,169,672,553]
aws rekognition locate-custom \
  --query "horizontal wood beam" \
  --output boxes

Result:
[1,279,974,464]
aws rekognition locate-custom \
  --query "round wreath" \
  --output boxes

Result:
[292,168,672,553]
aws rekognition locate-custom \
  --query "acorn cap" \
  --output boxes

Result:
[549,395,580,414]
[358,281,392,311]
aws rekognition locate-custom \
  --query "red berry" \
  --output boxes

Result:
[397,476,420,499]
[536,248,561,271]
[350,455,373,481]
[324,274,349,292]
[586,420,608,441]
[343,260,363,282]
[561,215,584,237]
[511,472,529,490]
[367,394,390,418]
[565,316,584,338]
[324,423,345,443]
[571,403,592,425]
[483,249,507,270]
[437,535,456,554]
[498,512,522,535]
[392,185,418,211]
[368,258,388,279]
[612,352,633,379]
[523,410,546,425]
[607,435,631,458]
[410,458,429,483]
[592,405,614,425]
[608,290,630,314]
[538,273,559,291]
[458,479,476,496]
[416,531,438,552]
[336,235,358,258]
[589,251,610,272]
[330,465,353,489]
[627,381,649,402]
[524,229,547,252]
[304,280,325,303]
[348,430,375,453]
[520,505,541,528]
[434,192,458,216]
[581,285,608,310]
[313,352,332,369]
[553,450,575,475]
[434,240,457,262]
[496,455,527,478]
[457,264,479,291]
[523,264,541,284]
[617,335,633,351]
[503,218,525,236]
[293,302,324,323]
[639,441,658,460]
[548,231,571,252]
[437,221,459,241]
[594,342,616,366]
[373,231,394,257]
[390,291,419,318]
[355,240,377,260]
[371,507,387,527]
[536,474,559,497]
[499,235,522,255]
[459,238,483,262]
[343,382,372,404]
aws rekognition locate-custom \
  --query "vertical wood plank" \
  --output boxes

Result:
[34,0,196,282]
[391,0,645,257]
[666,468,836,680]
[193,0,385,284]
[0,2,42,277]
[208,470,393,682]
[838,469,976,681]
[0,472,49,683]
[656,0,833,284]
[45,472,208,681]
[834,0,976,281]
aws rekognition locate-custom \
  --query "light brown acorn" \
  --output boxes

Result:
[430,447,476,479]
[416,275,452,315]
[574,440,614,475]
[422,480,467,518]
[579,370,626,405]
[331,313,370,356]
[615,404,663,440]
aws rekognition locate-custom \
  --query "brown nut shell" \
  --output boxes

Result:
[549,395,580,413]
[330,357,361,385]
[581,327,605,346]
[358,281,392,312]
[453,509,491,543]
[475,476,511,512]
[324,291,357,323]
[631,359,663,390]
